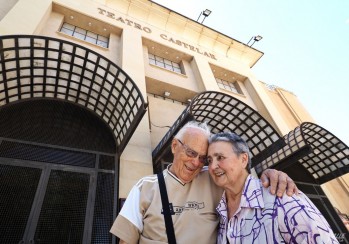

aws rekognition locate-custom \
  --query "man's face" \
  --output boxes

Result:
[170,128,208,183]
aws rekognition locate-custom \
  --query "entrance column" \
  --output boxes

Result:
[246,73,290,135]
[119,27,153,197]
[190,55,218,92]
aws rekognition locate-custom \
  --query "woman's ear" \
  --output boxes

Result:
[241,152,249,168]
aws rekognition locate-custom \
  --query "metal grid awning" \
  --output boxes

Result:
[152,92,349,184]
[152,91,285,172]
[0,35,147,154]
[256,122,349,184]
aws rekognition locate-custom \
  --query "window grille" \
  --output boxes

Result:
[60,23,109,48]
[148,53,182,74]
[215,77,242,94]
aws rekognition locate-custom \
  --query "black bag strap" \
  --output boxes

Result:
[157,172,177,244]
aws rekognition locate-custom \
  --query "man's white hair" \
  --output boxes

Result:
[174,120,211,140]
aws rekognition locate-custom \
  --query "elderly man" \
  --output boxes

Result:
[110,121,297,244]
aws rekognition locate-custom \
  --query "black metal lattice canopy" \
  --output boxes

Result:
[152,91,285,172]
[256,122,349,184]
[0,35,147,154]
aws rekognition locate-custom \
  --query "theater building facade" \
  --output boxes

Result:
[0,0,348,243]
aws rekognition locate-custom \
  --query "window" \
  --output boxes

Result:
[148,53,183,74]
[215,77,242,94]
[60,23,109,48]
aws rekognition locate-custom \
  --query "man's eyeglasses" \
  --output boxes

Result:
[177,139,207,164]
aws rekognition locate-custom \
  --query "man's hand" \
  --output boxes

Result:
[260,169,299,197]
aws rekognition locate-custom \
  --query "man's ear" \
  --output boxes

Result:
[171,139,177,154]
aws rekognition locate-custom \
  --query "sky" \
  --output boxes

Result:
[152,0,349,146]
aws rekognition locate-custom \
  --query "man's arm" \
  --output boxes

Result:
[110,184,143,244]
[260,169,299,197]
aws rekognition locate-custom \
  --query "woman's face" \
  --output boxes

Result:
[207,141,248,189]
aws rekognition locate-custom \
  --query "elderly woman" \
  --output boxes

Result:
[207,132,339,243]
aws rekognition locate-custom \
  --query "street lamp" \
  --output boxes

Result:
[247,35,263,47]
[197,9,212,24]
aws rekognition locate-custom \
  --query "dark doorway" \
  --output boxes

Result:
[0,100,117,244]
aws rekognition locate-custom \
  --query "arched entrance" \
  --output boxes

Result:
[0,35,147,244]
[0,99,117,243]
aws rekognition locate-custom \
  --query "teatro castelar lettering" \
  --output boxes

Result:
[160,34,216,60]
[97,8,217,60]
[97,8,152,33]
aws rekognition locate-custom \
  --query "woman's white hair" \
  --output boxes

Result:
[209,132,252,173]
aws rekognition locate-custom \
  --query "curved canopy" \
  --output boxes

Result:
[0,35,147,154]
[152,91,284,171]
[256,122,349,184]
[152,92,349,184]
